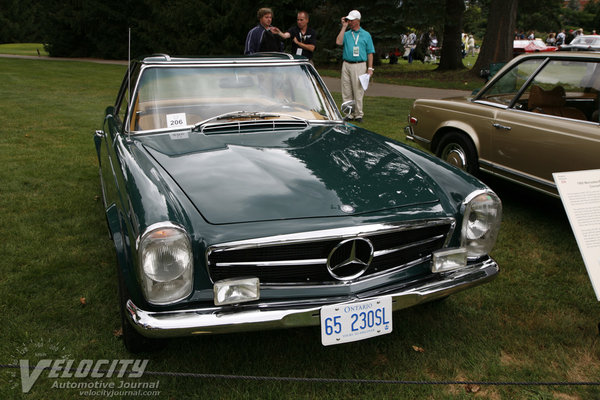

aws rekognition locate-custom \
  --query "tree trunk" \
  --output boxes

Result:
[472,0,519,75]
[437,0,465,70]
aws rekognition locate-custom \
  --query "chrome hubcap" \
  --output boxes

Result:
[441,144,467,170]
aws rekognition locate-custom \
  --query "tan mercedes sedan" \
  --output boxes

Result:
[407,52,600,197]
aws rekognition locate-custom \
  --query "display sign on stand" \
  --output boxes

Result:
[553,169,600,301]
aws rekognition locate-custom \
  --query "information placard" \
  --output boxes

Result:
[553,169,600,300]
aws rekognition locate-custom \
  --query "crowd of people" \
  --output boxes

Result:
[244,7,375,122]
[514,28,598,46]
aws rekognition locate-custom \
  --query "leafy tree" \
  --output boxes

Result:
[472,0,518,75]
[0,0,44,43]
[516,0,562,33]
[464,1,489,39]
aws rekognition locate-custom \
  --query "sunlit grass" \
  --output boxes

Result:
[0,43,48,56]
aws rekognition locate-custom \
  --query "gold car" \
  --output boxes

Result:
[406,52,600,196]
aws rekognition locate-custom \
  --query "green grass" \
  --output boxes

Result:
[0,58,599,399]
[319,54,484,91]
[0,43,48,56]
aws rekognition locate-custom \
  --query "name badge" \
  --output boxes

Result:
[296,48,303,56]
[353,46,360,57]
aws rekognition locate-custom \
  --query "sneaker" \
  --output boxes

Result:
[354,117,363,123]
[343,116,354,121]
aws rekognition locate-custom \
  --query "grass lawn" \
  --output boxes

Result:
[319,54,485,91]
[0,57,599,399]
[0,43,48,56]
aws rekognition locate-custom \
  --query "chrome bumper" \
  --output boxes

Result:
[127,258,498,338]
[405,125,415,141]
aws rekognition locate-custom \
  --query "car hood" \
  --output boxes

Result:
[139,125,441,224]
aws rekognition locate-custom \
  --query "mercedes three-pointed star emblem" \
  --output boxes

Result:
[326,237,374,281]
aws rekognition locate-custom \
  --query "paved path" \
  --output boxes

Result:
[1,54,471,99]
[321,76,471,99]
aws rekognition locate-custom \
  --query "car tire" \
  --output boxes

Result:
[437,132,479,175]
[118,270,167,353]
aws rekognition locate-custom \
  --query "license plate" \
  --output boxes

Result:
[320,297,392,346]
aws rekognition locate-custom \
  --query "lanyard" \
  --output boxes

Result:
[351,30,360,45]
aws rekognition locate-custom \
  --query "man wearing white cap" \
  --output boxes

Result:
[335,9,375,122]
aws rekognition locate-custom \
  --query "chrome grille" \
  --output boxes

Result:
[206,220,455,284]
[201,119,308,135]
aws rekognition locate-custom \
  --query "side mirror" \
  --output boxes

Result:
[341,100,355,118]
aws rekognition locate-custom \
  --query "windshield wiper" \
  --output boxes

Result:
[216,111,280,120]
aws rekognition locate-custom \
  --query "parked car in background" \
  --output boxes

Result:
[94,53,502,352]
[513,39,558,57]
[407,52,600,197]
[558,35,600,52]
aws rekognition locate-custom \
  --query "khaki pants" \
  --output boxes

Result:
[341,61,366,119]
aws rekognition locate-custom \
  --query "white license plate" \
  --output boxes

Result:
[320,296,392,346]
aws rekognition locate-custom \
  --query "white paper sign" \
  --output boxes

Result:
[359,73,370,91]
[166,113,187,129]
[553,169,600,300]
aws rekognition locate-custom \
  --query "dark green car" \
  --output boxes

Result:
[94,53,502,352]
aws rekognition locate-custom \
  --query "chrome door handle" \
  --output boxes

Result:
[492,123,511,131]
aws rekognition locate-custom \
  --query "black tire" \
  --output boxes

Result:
[436,131,479,175]
[118,271,167,353]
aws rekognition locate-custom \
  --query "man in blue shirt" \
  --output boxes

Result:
[335,10,375,122]
[245,8,284,55]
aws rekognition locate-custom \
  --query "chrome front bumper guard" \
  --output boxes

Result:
[127,258,498,338]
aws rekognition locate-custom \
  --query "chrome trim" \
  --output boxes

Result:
[205,220,456,288]
[126,257,498,338]
[478,163,558,197]
[404,126,431,144]
[136,221,188,251]
[206,220,455,254]
[374,234,446,258]
[472,100,509,109]
[213,234,446,269]
[460,188,497,212]
[216,259,326,268]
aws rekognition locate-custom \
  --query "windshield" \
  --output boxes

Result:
[129,64,338,132]
[571,36,600,45]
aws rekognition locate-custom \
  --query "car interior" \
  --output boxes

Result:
[527,85,589,120]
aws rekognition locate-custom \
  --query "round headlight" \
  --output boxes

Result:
[142,230,191,282]
[138,223,193,304]
[461,191,502,258]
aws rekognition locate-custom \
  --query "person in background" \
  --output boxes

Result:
[566,29,575,44]
[335,9,375,123]
[271,11,317,63]
[467,34,475,56]
[556,30,566,46]
[244,8,283,54]
[407,30,417,62]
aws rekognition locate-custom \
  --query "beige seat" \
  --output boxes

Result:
[528,85,587,120]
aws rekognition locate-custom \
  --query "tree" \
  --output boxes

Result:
[472,0,518,75]
[517,0,562,33]
[437,0,466,70]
